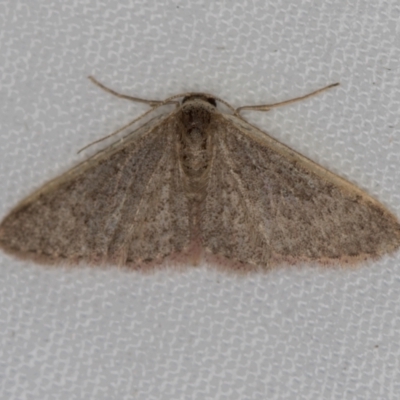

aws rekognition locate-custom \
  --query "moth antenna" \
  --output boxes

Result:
[77,107,159,154]
[88,76,163,107]
[79,77,180,153]
[236,82,340,114]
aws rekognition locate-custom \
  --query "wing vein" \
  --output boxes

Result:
[216,133,270,247]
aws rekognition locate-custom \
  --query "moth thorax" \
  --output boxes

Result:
[178,105,212,194]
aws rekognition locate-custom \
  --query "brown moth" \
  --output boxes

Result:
[1,79,399,271]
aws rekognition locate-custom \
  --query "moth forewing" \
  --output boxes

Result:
[0,84,399,270]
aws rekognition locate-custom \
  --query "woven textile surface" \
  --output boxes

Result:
[1,1,400,399]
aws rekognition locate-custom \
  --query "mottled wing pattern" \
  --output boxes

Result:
[0,116,190,266]
[201,114,400,269]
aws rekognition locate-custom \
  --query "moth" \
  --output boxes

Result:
[1,78,399,271]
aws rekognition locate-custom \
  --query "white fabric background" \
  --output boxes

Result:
[1,1,400,399]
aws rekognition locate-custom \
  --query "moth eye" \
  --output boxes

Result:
[206,97,217,107]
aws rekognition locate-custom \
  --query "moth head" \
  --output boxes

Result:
[181,95,217,108]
